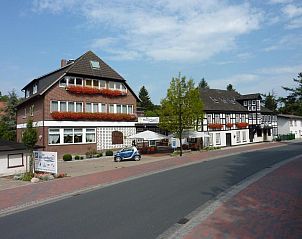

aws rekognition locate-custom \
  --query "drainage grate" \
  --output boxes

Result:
[177,218,189,225]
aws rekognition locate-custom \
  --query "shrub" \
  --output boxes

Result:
[74,155,80,160]
[105,150,113,156]
[97,152,103,157]
[63,154,72,161]
[22,172,34,181]
[80,156,84,160]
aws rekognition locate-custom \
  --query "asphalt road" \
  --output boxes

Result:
[1,143,302,239]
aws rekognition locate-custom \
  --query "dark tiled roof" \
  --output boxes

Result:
[67,51,124,80]
[18,51,139,106]
[278,114,302,119]
[0,139,27,152]
[237,93,261,100]
[261,106,274,114]
[200,89,248,112]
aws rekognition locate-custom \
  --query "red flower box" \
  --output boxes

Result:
[51,112,137,121]
[226,123,234,128]
[235,122,249,128]
[208,123,223,129]
[66,86,126,97]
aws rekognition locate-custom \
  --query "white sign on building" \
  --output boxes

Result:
[34,151,57,174]
[137,117,159,124]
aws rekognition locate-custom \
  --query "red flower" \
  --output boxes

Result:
[66,86,127,97]
[235,122,249,128]
[226,123,234,128]
[51,112,137,121]
[208,123,223,129]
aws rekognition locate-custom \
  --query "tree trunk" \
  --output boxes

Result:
[179,132,183,157]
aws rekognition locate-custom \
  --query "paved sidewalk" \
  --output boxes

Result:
[175,155,302,239]
[0,141,292,215]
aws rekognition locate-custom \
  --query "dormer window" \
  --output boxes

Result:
[25,89,30,98]
[90,60,100,69]
[59,78,67,87]
[33,83,38,94]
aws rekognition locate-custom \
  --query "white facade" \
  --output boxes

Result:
[0,150,30,177]
[208,129,249,147]
[278,116,302,139]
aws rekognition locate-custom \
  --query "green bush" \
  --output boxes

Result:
[63,154,72,161]
[22,172,34,181]
[74,155,80,160]
[80,156,84,160]
[105,150,113,156]
[97,152,103,157]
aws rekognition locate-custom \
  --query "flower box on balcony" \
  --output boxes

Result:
[66,86,127,97]
[226,123,234,128]
[208,123,223,130]
[235,122,249,129]
[51,112,136,121]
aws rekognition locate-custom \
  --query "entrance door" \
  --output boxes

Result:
[226,133,232,147]
[263,129,268,141]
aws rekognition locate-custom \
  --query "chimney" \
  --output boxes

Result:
[61,59,67,68]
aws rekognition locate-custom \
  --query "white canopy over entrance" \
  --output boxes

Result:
[127,130,168,141]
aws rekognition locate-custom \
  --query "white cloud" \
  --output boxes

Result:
[282,4,302,18]
[257,65,302,75]
[263,34,302,52]
[269,0,293,4]
[32,0,262,62]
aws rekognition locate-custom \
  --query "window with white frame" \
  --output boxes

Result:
[100,80,106,88]
[92,80,99,88]
[214,114,220,123]
[33,83,38,94]
[68,102,75,112]
[207,114,212,124]
[76,78,83,86]
[85,79,92,87]
[51,101,59,112]
[99,103,106,113]
[48,128,96,145]
[74,129,83,143]
[122,105,127,114]
[68,77,75,86]
[48,129,60,145]
[242,131,247,142]
[108,82,115,89]
[226,114,231,123]
[25,89,30,98]
[215,133,221,145]
[60,101,67,112]
[243,101,247,106]
[59,78,67,87]
[209,133,213,146]
[76,102,83,112]
[85,103,92,113]
[90,60,100,69]
[256,100,260,110]
[116,105,122,113]
[236,131,240,143]
[241,114,246,122]
[109,104,115,113]
[252,106,256,111]
[235,114,240,123]
[30,105,34,116]
[127,105,133,114]
[64,129,73,143]
[86,128,96,143]
[252,100,256,105]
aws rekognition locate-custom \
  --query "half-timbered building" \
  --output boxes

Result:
[199,89,277,147]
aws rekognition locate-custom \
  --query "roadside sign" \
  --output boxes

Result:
[34,151,57,174]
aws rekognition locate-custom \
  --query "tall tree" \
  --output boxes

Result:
[262,91,278,112]
[279,73,302,116]
[22,119,38,173]
[0,90,21,141]
[138,86,154,110]
[226,84,236,92]
[198,78,209,89]
[159,74,203,156]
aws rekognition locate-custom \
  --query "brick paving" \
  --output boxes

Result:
[182,155,302,239]
[0,142,289,214]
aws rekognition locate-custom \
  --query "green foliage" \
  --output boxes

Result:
[22,120,38,151]
[198,78,209,90]
[96,152,103,157]
[80,156,84,160]
[262,91,278,112]
[159,74,204,156]
[0,90,21,141]
[105,150,113,156]
[204,146,221,151]
[74,155,80,160]
[21,172,34,181]
[63,154,72,161]
[279,73,302,116]
[138,86,154,111]
[226,84,236,92]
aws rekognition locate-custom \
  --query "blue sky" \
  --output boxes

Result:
[0,0,301,104]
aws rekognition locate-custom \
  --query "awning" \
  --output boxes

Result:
[127,130,168,141]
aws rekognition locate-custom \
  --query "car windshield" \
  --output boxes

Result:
[121,147,133,152]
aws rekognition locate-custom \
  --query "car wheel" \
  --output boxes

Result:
[134,155,141,161]
[115,156,122,162]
